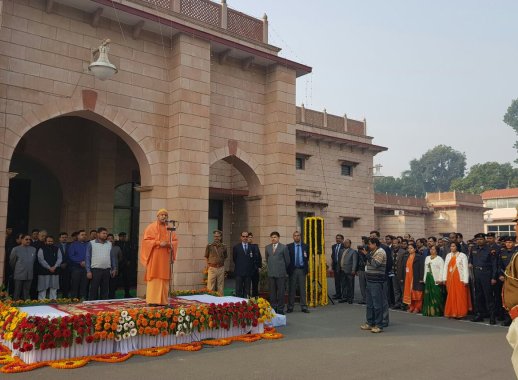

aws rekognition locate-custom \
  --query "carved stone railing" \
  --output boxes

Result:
[138,0,267,43]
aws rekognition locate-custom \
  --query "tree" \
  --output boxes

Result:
[408,145,466,194]
[504,99,518,163]
[450,162,518,194]
[374,145,466,197]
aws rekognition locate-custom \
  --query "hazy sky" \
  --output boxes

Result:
[232,1,518,177]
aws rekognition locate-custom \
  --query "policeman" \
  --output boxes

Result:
[469,233,498,324]
[499,236,518,326]
[487,232,503,320]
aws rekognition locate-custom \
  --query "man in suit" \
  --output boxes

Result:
[331,234,345,299]
[233,231,255,298]
[57,232,70,298]
[265,231,290,315]
[247,232,262,297]
[339,239,358,304]
[286,231,310,313]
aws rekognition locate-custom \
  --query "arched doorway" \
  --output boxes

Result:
[5,115,143,297]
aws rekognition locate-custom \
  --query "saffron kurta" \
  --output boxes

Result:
[140,221,178,305]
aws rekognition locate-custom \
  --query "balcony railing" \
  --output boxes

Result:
[139,0,266,43]
[296,106,367,136]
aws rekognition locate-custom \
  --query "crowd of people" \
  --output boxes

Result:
[349,231,516,333]
[202,226,518,332]
[4,227,134,301]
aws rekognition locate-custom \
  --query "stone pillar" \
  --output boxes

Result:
[167,33,211,289]
[258,64,297,246]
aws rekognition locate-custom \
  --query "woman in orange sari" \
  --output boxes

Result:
[402,243,425,313]
[442,242,471,318]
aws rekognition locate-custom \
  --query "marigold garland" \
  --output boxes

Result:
[92,353,133,363]
[49,358,90,369]
[201,338,232,346]
[304,217,327,307]
[135,347,171,357]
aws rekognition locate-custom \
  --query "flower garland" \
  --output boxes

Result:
[304,217,327,307]
[4,298,81,307]
[0,327,283,373]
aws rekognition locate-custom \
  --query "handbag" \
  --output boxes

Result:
[503,253,518,310]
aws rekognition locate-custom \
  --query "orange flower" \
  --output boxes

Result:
[104,322,111,330]
[104,315,111,323]
[193,320,199,327]
[165,309,173,318]
[139,327,144,334]
[144,327,151,334]
[173,316,178,322]
[169,322,176,330]
[200,316,205,323]
[111,322,118,330]
[155,312,161,319]
[203,309,209,316]
[149,320,155,327]
[174,309,180,315]
[100,331,108,339]
[142,319,148,327]
[93,332,100,339]
[161,331,167,337]
[107,332,115,339]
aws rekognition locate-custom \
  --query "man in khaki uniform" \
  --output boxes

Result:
[205,230,227,296]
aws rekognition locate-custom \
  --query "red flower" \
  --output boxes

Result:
[85,335,94,343]
[75,336,83,344]
[53,330,62,338]
[63,329,72,338]
[43,333,52,342]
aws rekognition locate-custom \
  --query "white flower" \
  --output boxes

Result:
[183,323,188,330]
[176,331,185,336]
[190,322,193,329]
[121,311,128,318]
[129,321,135,328]
[179,309,186,316]
[125,316,131,322]
[178,316,183,323]
[177,324,182,331]
[118,317,124,324]
[123,323,129,330]
[185,315,190,322]
[115,335,122,342]
[123,332,130,340]
[130,328,137,337]
[117,325,123,332]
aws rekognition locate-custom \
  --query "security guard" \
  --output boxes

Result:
[499,236,518,326]
[487,232,503,320]
[469,233,498,324]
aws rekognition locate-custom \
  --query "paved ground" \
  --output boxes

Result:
[5,300,515,380]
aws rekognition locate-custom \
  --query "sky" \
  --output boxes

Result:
[231,1,518,177]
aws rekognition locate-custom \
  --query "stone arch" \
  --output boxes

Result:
[209,142,263,197]
[3,90,153,187]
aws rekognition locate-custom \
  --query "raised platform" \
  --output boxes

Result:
[0,295,277,369]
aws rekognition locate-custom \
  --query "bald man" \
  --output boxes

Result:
[140,209,178,306]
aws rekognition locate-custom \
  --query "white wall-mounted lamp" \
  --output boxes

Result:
[89,39,118,80]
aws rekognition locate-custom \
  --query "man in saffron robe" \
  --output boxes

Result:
[140,209,178,306]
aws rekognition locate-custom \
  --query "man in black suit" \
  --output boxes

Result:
[331,234,345,299]
[247,232,262,297]
[287,231,310,313]
[233,232,255,298]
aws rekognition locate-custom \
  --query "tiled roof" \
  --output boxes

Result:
[481,188,518,200]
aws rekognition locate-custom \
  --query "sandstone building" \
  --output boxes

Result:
[0,0,386,292]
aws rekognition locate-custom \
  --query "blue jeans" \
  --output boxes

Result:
[366,281,384,328]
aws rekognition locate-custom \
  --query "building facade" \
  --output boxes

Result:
[0,0,385,293]
[374,191,486,239]
[481,188,518,237]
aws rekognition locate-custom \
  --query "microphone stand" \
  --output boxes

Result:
[167,221,177,302]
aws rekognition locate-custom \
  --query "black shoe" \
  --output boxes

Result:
[502,319,512,327]
[332,295,342,300]
[286,308,293,313]
[338,299,347,303]
[490,314,496,325]
[471,314,484,322]
[302,308,310,313]
[357,301,366,305]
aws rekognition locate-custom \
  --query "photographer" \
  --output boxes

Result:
[359,237,387,334]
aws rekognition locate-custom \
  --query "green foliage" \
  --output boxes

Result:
[375,145,466,197]
[450,162,518,194]
[503,99,518,164]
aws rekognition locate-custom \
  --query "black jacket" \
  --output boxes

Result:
[286,242,309,275]
[402,252,425,292]
[233,243,257,277]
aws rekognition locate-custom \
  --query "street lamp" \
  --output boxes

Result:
[88,39,117,80]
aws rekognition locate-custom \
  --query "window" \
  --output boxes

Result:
[509,198,518,208]
[487,224,516,237]
[296,157,305,170]
[342,219,353,228]
[486,199,497,208]
[341,164,352,176]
